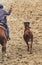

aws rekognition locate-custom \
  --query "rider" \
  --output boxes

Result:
[0,4,12,40]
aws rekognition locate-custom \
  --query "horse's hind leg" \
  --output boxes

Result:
[2,43,7,61]
[30,36,33,54]
[29,35,33,54]
[2,46,6,54]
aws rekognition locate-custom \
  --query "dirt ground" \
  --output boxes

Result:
[0,0,42,65]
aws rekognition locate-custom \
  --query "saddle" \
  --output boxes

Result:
[0,24,6,31]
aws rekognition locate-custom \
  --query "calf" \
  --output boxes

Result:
[23,22,33,54]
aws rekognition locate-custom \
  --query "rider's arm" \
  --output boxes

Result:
[4,9,12,15]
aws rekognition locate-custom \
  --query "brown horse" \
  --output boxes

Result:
[0,23,7,59]
[23,22,33,54]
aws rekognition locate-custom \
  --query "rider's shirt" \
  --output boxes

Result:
[0,9,11,21]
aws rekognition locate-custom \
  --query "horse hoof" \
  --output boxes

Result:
[2,59,4,62]
[27,48,29,51]
[5,54,7,57]
[30,52,32,54]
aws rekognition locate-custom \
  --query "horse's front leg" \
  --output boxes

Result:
[30,43,32,54]
[26,41,29,51]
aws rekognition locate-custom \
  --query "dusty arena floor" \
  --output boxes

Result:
[0,0,42,65]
